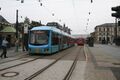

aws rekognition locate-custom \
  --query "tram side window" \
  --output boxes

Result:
[63,36,67,44]
[52,32,59,45]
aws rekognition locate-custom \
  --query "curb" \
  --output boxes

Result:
[83,45,88,62]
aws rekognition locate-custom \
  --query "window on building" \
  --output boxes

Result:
[107,37,110,42]
[99,33,101,35]
[99,28,101,31]
[104,28,105,31]
[107,28,109,31]
[99,37,101,41]
[103,33,105,35]
[52,32,59,45]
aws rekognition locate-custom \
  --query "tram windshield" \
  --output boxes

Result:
[29,30,49,45]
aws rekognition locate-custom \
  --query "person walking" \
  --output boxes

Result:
[15,38,19,52]
[0,37,8,58]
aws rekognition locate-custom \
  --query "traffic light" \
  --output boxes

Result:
[40,3,42,6]
[111,6,120,18]
[91,0,93,3]
[21,0,24,3]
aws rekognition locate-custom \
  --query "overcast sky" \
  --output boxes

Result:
[0,0,120,34]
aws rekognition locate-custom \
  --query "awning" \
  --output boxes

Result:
[0,26,16,33]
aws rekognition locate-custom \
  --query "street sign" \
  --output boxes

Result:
[24,23,29,33]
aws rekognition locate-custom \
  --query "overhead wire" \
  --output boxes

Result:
[38,0,63,24]
[85,0,94,33]
[71,0,82,34]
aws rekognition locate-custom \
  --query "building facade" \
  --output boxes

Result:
[94,23,120,44]
[0,15,16,47]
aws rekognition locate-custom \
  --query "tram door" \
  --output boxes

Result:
[59,35,64,50]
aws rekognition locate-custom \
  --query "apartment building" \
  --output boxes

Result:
[94,23,120,44]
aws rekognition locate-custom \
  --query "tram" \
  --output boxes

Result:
[75,38,85,46]
[28,26,74,54]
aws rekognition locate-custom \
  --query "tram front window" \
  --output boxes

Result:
[29,30,49,45]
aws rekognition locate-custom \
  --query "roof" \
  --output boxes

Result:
[95,23,115,28]
[0,15,9,23]
[0,26,16,33]
[30,26,74,38]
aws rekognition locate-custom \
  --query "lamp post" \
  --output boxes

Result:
[111,6,120,45]
[115,18,117,40]
[15,9,19,52]
[16,9,19,39]
[0,7,1,30]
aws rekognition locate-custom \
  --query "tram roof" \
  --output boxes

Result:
[30,26,74,38]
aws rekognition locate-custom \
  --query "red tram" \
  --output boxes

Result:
[75,38,85,46]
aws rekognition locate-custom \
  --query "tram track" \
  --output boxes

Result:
[63,47,81,80]
[0,54,29,65]
[0,56,42,72]
[0,46,86,80]
[24,47,77,80]
[0,46,76,72]
[24,46,82,80]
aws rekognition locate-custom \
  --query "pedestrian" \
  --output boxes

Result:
[23,34,28,51]
[0,37,8,58]
[15,38,19,52]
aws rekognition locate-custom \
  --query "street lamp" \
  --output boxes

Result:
[16,9,19,39]
[15,9,19,52]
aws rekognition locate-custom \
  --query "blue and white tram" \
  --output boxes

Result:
[28,26,74,54]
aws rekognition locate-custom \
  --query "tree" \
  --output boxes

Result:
[30,21,42,28]
[24,17,30,24]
